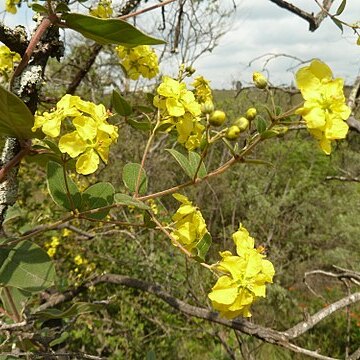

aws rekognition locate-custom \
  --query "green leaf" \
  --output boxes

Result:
[255,116,267,134]
[114,193,150,210]
[331,17,343,32]
[31,3,48,13]
[188,151,207,178]
[0,85,42,139]
[47,161,82,210]
[80,182,115,220]
[336,0,346,15]
[49,331,69,347]
[62,13,165,46]
[126,118,152,131]
[0,286,31,317]
[143,211,156,229]
[167,149,192,178]
[166,149,207,179]
[34,302,102,320]
[112,90,132,116]
[55,3,70,13]
[146,350,156,360]
[192,233,212,262]
[0,241,55,292]
[122,163,148,195]
[133,105,154,113]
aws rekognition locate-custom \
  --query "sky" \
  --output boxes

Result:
[1,0,359,89]
[194,0,360,88]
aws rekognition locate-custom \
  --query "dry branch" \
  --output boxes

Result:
[36,274,360,360]
[268,0,335,31]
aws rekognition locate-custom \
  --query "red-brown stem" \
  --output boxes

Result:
[10,16,54,86]
[0,144,32,183]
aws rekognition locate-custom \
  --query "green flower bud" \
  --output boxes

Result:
[233,117,249,131]
[185,66,196,75]
[225,125,241,140]
[201,101,215,115]
[245,107,257,120]
[209,110,226,127]
[253,72,267,89]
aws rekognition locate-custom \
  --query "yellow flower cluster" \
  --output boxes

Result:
[208,225,275,319]
[89,0,113,18]
[154,76,204,150]
[295,60,351,154]
[115,45,159,80]
[5,0,20,14]
[192,76,213,104]
[33,94,118,175]
[170,194,209,252]
[45,236,60,258]
[0,45,21,77]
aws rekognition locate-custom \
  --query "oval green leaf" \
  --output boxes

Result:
[112,90,132,116]
[80,182,115,220]
[62,13,166,46]
[0,241,56,292]
[0,85,42,139]
[47,161,82,210]
[122,163,148,195]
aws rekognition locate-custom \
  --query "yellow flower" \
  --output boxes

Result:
[50,236,60,248]
[0,45,21,76]
[208,225,275,319]
[295,60,351,154]
[74,255,85,266]
[89,0,113,18]
[115,45,159,80]
[34,94,118,175]
[5,0,20,14]
[192,76,213,104]
[47,247,57,258]
[170,193,209,252]
[154,76,204,150]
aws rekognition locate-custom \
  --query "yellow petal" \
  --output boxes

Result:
[76,149,100,175]
[59,132,87,158]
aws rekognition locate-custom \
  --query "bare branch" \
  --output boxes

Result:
[268,0,335,31]
[36,274,360,360]
[285,292,360,339]
[0,22,28,55]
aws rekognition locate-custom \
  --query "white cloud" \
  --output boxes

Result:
[195,0,360,88]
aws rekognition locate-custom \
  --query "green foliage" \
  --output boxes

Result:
[0,241,55,292]
[47,161,82,210]
[122,162,148,194]
[0,85,41,139]
[80,182,115,220]
[62,13,166,46]
[167,149,207,179]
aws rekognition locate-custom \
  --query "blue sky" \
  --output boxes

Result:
[1,0,359,89]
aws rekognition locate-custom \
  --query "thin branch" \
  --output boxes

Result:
[36,274,360,360]
[0,22,29,55]
[284,292,360,339]
[120,0,177,20]
[268,0,335,31]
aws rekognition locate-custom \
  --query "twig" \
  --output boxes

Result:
[36,274,360,360]
[120,0,177,20]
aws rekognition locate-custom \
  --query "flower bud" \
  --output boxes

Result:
[225,125,241,140]
[245,107,257,120]
[253,72,267,89]
[185,66,196,75]
[233,117,249,131]
[201,101,215,115]
[209,110,226,127]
